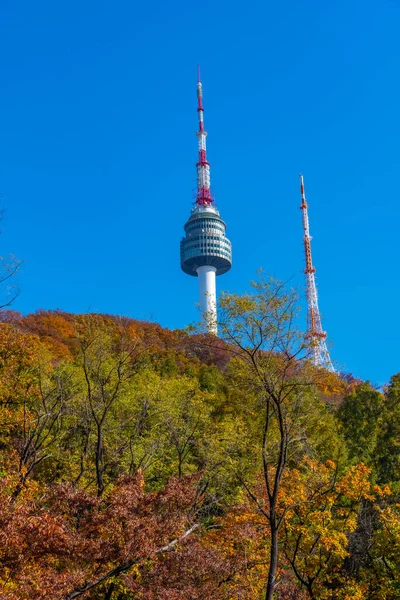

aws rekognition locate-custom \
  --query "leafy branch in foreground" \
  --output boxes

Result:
[217,276,343,599]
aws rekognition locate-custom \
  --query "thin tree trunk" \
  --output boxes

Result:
[95,423,104,496]
[265,513,278,600]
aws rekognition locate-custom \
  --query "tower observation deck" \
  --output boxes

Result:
[180,69,232,333]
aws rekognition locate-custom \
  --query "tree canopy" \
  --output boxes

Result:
[0,286,399,599]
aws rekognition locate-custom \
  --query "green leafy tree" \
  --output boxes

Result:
[375,374,400,485]
[71,315,143,496]
[217,276,346,600]
[337,382,384,466]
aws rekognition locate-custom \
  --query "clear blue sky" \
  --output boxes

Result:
[0,0,399,385]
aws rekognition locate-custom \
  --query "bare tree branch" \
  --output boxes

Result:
[65,523,200,599]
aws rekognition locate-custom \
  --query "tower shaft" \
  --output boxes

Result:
[300,175,334,371]
[197,265,217,333]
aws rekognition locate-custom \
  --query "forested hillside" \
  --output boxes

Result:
[0,280,399,599]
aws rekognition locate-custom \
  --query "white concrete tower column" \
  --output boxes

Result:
[196,265,217,334]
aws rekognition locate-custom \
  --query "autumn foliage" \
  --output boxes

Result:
[0,307,400,599]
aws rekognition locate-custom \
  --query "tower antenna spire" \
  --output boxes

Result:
[196,65,212,206]
[300,175,334,371]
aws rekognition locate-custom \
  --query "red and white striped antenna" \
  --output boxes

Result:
[195,66,213,206]
[300,175,334,371]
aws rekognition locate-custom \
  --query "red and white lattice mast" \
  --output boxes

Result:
[300,175,334,371]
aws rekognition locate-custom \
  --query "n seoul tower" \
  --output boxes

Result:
[180,68,232,333]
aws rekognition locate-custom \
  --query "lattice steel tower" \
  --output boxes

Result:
[300,175,334,371]
[180,69,232,333]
